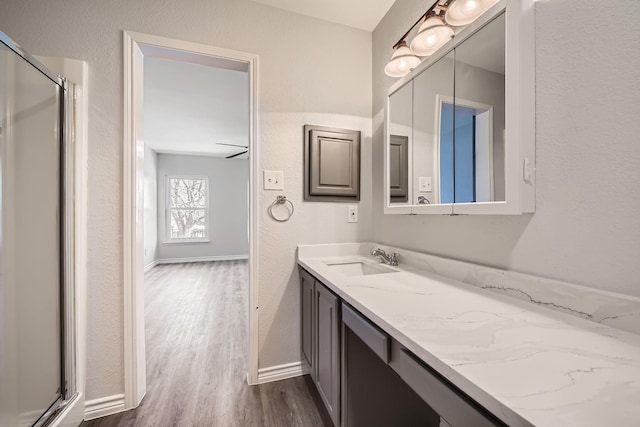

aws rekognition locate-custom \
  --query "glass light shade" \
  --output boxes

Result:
[384,41,422,78]
[445,0,500,26]
[410,16,454,57]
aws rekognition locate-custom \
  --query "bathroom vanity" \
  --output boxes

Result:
[297,243,640,427]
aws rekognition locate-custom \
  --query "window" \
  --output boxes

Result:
[166,176,209,241]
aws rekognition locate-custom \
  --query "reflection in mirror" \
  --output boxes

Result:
[453,13,505,202]
[388,81,412,205]
[412,51,454,205]
[389,134,409,202]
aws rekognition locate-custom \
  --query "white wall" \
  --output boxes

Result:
[156,154,249,260]
[0,0,372,400]
[372,0,640,297]
[143,146,158,267]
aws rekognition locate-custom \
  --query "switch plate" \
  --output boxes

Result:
[348,205,358,223]
[263,170,284,190]
[419,176,432,192]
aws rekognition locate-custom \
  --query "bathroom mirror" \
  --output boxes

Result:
[384,0,535,215]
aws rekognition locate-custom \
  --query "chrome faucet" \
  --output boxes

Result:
[371,248,399,266]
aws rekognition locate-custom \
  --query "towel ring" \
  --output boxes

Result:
[268,195,294,222]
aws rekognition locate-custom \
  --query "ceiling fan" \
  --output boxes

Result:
[216,142,248,159]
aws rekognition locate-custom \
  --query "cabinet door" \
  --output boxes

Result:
[315,282,340,426]
[304,124,361,202]
[300,269,315,378]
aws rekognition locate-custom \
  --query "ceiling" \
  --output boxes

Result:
[144,56,249,158]
[251,0,396,31]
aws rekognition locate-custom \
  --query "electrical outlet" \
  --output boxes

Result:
[263,170,284,190]
[419,176,432,192]
[348,205,358,223]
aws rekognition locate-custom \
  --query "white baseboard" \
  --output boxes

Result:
[84,393,126,421]
[256,361,308,384]
[156,254,248,265]
[144,260,159,272]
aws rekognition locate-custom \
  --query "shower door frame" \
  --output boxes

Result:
[0,30,88,427]
[44,55,88,427]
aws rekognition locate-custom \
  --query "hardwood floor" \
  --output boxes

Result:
[83,261,330,427]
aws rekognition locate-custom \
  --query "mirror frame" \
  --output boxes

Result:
[384,0,535,215]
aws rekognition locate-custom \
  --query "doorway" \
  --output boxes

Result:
[123,32,259,410]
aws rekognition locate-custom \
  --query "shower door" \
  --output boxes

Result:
[0,33,67,427]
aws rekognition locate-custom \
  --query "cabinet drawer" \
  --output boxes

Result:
[342,304,389,363]
[397,348,505,427]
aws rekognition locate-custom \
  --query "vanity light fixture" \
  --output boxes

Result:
[383,41,421,78]
[384,0,500,78]
[445,0,500,26]
[410,13,454,57]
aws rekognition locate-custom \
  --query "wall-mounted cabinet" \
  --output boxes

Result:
[384,0,535,215]
[304,125,361,202]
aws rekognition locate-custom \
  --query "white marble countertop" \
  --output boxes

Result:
[297,244,640,427]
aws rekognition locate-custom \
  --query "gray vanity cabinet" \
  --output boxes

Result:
[300,268,341,426]
[315,283,340,426]
[300,269,315,379]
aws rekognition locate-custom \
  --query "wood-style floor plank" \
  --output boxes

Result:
[83,261,329,427]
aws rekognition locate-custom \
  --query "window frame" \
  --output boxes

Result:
[165,175,210,244]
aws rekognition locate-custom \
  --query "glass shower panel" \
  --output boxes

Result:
[0,41,63,426]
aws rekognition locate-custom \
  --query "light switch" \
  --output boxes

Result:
[263,170,284,190]
[348,205,358,223]
[419,176,432,192]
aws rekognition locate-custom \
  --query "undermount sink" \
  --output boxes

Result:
[324,260,398,276]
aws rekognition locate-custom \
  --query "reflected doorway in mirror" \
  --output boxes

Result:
[436,96,495,204]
